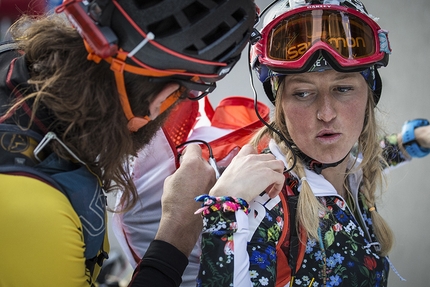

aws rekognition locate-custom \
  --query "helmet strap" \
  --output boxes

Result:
[287,139,349,174]
[84,40,183,132]
[110,53,151,132]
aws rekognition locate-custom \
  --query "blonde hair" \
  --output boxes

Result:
[250,80,394,256]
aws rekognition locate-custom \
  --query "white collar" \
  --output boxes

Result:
[268,139,362,198]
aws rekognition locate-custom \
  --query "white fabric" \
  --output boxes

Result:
[112,124,236,286]
[268,139,358,197]
[112,129,201,286]
[188,125,233,141]
[232,210,254,287]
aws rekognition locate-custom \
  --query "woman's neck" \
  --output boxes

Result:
[320,159,349,198]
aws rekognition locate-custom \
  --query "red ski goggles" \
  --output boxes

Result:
[253,5,391,74]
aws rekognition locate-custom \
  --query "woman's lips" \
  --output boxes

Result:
[316,130,341,144]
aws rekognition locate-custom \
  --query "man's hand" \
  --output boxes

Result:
[155,144,216,256]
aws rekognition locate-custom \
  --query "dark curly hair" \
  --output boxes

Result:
[7,14,181,211]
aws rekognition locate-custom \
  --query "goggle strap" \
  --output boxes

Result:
[111,54,134,120]
[127,117,150,132]
[126,54,221,78]
[84,39,186,77]
[377,30,391,55]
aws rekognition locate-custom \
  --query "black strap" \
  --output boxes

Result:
[290,143,349,174]
[283,173,301,277]
[85,249,109,276]
[287,193,300,277]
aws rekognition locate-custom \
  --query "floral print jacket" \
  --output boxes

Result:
[197,136,408,287]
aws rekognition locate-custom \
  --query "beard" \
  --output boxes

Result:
[129,107,171,155]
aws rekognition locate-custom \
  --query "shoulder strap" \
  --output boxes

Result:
[0,42,18,54]
[0,124,65,192]
[275,172,307,287]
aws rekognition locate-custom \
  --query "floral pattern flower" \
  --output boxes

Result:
[198,189,390,287]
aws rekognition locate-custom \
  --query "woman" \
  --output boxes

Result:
[196,0,430,286]
[0,0,266,286]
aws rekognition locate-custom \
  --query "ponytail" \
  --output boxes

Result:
[294,161,325,241]
[353,90,394,256]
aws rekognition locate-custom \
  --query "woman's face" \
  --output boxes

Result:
[280,69,368,164]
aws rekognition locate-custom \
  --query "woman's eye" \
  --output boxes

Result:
[293,91,312,98]
[335,86,353,93]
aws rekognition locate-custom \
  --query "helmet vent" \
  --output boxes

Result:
[180,23,232,55]
[202,22,230,46]
[199,7,246,47]
[132,0,159,9]
[147,16,181,38]
[183,2,210,24]
[112,0,254,77]
[215,43,237,61]
[231,9,247,24]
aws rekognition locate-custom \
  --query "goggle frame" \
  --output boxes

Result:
[253,5,391,74]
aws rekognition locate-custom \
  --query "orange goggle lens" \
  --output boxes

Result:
[268,10,376,61]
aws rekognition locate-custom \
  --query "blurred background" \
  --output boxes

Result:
[0,0,61,40]
[1,0,428,286]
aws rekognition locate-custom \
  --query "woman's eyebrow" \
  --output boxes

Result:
[285,75,313,84]
[333,73,360,81]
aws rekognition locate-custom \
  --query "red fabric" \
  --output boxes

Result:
[204,96,215,121]
[203,96,269,161]
[162,99,199,147]
[162,99,199,167]
[162,96,270,164]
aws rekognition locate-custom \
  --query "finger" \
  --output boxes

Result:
[265,172,285,198]
[181,143,202,156]
[262,158,285,173]
[249,152,278,164]
[236,144,257,157]
[248,158,284,178]
[179,143,202,163]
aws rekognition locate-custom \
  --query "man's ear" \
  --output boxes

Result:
[148,83,180,120]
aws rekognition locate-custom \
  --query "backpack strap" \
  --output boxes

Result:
[275,172,307,287]
[0,42,18,54]
[85,238,109,276]
[0,123,65,192]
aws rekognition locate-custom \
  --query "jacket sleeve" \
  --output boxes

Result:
[197,209,251,287]
[350,133,411,170]
[380,133,411,168]
[197,194,283,287]
[128,240,189,287]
